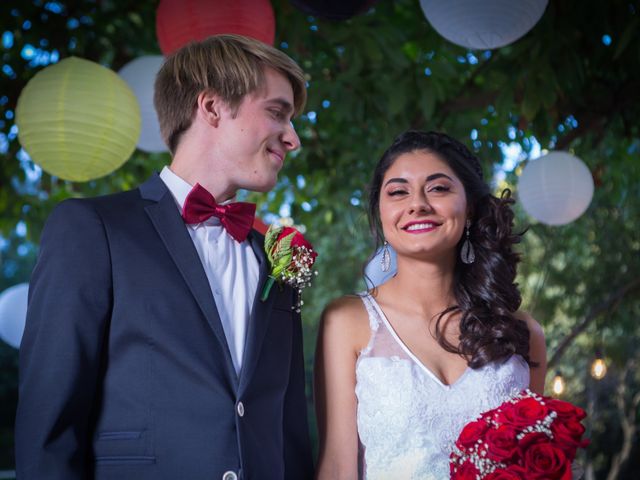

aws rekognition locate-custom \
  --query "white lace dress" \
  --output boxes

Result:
[356,294,530,480]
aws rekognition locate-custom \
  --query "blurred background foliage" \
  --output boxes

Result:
[0,0,639,477]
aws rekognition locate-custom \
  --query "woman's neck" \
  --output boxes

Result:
[381,254,458,318]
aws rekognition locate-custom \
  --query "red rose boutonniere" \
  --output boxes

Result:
[260,225,318,311]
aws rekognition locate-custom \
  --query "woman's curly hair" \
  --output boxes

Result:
[367,130,532,368]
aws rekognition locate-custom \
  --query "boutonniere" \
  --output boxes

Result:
[260,225,318,312]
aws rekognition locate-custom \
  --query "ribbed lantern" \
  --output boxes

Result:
[518,152,594,226]
[118,55,168,153]
[419,0,548,50]
[156,0,276,55]
[0,283,29,349]
[16,57,141,182]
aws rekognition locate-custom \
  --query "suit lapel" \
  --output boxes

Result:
[238,230,276,394]
[140,175,238,384]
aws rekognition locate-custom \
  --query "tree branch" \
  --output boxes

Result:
[606,359,639,480]
[548,277,640,368]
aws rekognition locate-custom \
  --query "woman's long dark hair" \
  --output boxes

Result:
[367,130,532,368]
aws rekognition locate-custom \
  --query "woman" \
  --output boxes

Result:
[314,131,547,479]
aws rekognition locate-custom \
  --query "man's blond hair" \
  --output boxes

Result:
[154,34,307,153]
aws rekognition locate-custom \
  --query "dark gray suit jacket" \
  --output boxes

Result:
[16,174,313,480]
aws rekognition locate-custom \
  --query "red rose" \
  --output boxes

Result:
[485,425,519,462]
[456,419,489,449]
[451,459,480,480]
[277,226,309,248]
[484,466,526,480]
[523,443,572,480]
[277,227,317,262]
[551,419,589,458]
[496,397,549,427]
[518,432,549,453]
[547,398,586,421]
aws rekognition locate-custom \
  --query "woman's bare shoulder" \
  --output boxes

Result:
[320,295,371,347]
[323,294,366,315]
[514,311,545,338]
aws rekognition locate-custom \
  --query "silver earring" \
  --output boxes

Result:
[461,219,475,264]
[381,241,391,272]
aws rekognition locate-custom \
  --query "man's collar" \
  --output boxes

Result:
[159,166,192,211]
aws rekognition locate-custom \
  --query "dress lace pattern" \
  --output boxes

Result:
[355,294,530,480]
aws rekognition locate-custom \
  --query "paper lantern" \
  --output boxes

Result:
[290,0,377,20]
[118,56,168,153]
[518,151,594,226]
[419,0,548,50]
[0,283,29,349]
[364,244,396,288]
[156,0,276,55]
[252,217,269,235]
[16,57,141,182]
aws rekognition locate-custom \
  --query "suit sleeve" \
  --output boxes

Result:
[282,293,314,480]
[15,199,113,479]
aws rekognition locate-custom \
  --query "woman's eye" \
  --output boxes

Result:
[429,185,450,193]
[388,190,407,196]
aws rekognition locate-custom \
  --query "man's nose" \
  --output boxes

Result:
[282,121,301,152]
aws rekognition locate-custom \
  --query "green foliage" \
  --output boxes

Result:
[1,0,639,475]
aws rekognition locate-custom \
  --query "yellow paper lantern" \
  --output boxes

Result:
[16,57,141,182]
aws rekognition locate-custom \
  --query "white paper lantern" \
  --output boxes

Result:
[364,244,397,288]
[518,151,594,226]
[118,56,168,153]
[420,0,548,50]
[0,283,29,349]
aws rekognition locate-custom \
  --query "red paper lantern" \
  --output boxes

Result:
[252,217,269,235]
[156,0,276,55]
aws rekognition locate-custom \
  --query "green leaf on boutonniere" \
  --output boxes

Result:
[260,224,318,310]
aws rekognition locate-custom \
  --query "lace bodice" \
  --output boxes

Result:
[355,294,530,480]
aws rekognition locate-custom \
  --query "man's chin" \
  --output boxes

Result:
[244,177,278,193]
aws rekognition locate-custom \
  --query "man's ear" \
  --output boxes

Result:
[196,90,223,127]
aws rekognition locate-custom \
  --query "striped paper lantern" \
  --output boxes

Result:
[16,57,141,181]
[0,283,29,349]
[118,55,168,153]
[156,0,276,55]
[420,0,548,50]
[518,152,594,226]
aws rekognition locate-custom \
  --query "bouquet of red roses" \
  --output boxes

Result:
[450,389,589,480]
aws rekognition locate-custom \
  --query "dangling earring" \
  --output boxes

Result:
[381,241,391,272]
[461,219,475,264]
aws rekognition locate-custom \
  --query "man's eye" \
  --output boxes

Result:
[270,109,285,120]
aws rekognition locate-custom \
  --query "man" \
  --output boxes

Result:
[16,34,313,480]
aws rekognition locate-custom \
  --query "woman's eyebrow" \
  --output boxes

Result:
[384,173,453,187]
[383,178,408,187]
[425,173,453,182]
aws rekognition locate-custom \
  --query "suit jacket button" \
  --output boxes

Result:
[222,471,238,480]
[236,401,245,417]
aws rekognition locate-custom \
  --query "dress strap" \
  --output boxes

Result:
[358,293,380,330]
[357,293,380,357]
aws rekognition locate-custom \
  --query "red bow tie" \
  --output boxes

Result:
[181,183,256,242]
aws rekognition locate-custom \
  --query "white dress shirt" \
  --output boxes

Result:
[160,166,260,375]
